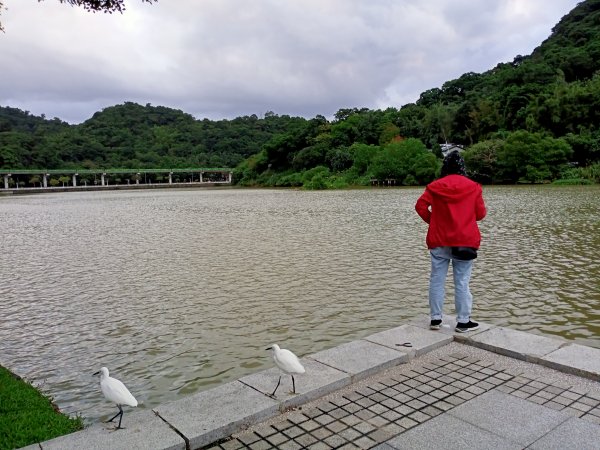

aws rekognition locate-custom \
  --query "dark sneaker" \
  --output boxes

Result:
[430,319,442,330]
[455,320,479,333]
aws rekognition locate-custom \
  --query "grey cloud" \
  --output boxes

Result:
[0,0,581,123]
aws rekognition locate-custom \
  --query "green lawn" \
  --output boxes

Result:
[0,365,83,450]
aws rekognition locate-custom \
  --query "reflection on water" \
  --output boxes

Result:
[0,186,598,421]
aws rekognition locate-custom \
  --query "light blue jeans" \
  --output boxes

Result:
[429,246,474,324]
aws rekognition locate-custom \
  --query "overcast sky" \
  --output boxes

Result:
[0,0,581,124]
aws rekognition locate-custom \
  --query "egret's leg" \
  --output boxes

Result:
[117,406,124,429]
[107,405,122,423]
[270,375,282,397]
[292,375,296,393]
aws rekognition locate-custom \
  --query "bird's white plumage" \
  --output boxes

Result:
[270,344,305,374]
[98,367,138,407]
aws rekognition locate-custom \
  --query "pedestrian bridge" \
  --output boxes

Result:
[0,168,233,189]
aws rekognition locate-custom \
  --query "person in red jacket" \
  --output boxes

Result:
[415,151,487,332]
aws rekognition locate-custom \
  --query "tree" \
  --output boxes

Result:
[424,103,458,145]
[416,88,443,108]
[463,139,503,183]
[329,114,362,147]
[349,143,380,175]
[291,143,327,171]
[263,132,303,170]
[302,166,330,190]
[379,122,401,145]
[396,104,427,140]
[369,138,436,184]
[52,1,156,13]
[29,175,41,187]
[326,147,353,172]
[58,175,71,187]
[564,129,600,166]
[455,98,501,145]
[496,131,572,183]
[1,1,157,32]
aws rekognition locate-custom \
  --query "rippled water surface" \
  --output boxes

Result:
[1,186,598,421]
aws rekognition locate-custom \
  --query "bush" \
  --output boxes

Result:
[558,162,600,184]
[497,131,572,183]
[403,174,418,186]
[303,173,328,190]
[301,166,330,184]
[256,172,281,187]
[582,162,600,183]
[329,175,350,189]
[368,138,435,184]
[276,172,303,187]
[552,178,593,185]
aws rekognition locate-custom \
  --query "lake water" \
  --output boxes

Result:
[0,186,598,422]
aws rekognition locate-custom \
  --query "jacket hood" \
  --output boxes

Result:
[427,175,479,203]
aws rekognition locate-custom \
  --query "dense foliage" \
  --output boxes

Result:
[2,0,600,187]
[0,103,306,170]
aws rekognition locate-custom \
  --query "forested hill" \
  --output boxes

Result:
[0,103,307,170]
[1,0,599,187]
[534,0,600,82]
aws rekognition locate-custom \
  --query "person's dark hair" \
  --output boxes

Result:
[441,150,467,177]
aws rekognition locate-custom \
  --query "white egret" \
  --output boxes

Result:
[94,367,138,429]
[266,344,305,397]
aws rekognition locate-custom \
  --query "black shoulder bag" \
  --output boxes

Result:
[451,247,478,261]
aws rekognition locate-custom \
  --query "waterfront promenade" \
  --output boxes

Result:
[23,316,600,449]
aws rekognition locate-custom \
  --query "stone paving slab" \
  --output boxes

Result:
[447,390,569,446]
[363,324,452,356]
[309,340,409,382]
[529,416,600,449]
[239,358,350,410]
[216,342,600,450]
[379,412,521,450]
[540,343,600,381]
[215,347,522,450]
[463,327,567,362]
[154,381,279,449]
[40,410,185,450]
[21,323,600,450]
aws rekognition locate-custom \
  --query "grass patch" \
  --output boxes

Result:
[0,365,83,450]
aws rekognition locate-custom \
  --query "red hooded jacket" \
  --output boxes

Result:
[415,174,486,249]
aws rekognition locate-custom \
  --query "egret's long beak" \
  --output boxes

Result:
[93,371,100,376]
[265,347,272,351]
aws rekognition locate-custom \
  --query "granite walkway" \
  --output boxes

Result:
[25,316,600,450]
